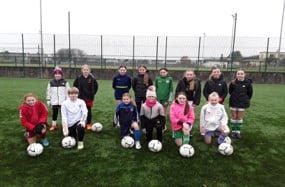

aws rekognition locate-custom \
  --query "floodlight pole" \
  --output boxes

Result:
[277,0,285,68]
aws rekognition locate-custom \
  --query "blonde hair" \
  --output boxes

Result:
[208,92,220,100]
[68,87,79,94]
[184,70,196,91]
[81,64,90,71]
[23,93,37,102]
[122,93,136,106]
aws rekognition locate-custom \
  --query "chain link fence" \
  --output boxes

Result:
[0,33,285,72]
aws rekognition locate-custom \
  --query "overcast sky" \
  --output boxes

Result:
[1,0,284,37]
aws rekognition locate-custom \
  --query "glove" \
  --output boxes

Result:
[46,101,51,107]
[34,124,45,134]
[79,121,86,128]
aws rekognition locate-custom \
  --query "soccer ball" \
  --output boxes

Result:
[223,136,232,144]
[179,144,195,158]
[121,136,134,148]
[218,143,234,156]
[61,136,76,148]
[27,143,44,157]
[91,122,103,132]
[148,139,163,152]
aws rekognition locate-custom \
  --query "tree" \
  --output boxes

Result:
[56,48,87,64]
[180,56,191,66]
[228,50,243,62]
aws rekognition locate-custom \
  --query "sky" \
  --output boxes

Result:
[0,0,284,37]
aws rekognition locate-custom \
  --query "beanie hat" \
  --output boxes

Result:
[146,86,157,98]
[53,66,63,75]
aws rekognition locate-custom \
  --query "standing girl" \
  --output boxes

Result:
[169,92,195,147]
[203,66,228,104]
[114,93,142,149]
[155,67,174,114]
[140,86,166,142]
[229,69,253,139]
[46,66,70,131]
[73,64,98,130]
[61,87,88,150]
[132,65,153,114]
[175,69,201,108]
[19,93,49,147]
[112,66,132,105]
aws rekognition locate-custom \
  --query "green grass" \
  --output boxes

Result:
[0,78,285,187]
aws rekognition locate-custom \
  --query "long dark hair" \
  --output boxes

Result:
[175,91,190,115]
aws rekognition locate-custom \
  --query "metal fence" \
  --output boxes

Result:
[0,33,285,72]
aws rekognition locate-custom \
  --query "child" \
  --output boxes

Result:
[169,92,195,147]
[46,66,70,131]
[19,93,49,147]
[73,64,98,130]
[203,66,228,104]
[61,87,88,150]
[200,92,229,144]
[114,93,142,149]
[132,65,153,114]
[112,66,132,105]
[175,70,201,108]
[140,86,166,142]
[229,69,253,139]
[155,67,174,112]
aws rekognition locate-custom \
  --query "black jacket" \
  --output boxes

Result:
[229,78,253,108]
[203,76,228,102]
[73,74,98,101]
[132,74,153,98]
[175,77,201,106]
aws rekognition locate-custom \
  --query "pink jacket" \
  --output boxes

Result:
[169,102,195,131]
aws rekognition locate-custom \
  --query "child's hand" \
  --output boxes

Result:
[200,126,206,135]
[79,121,86,128]
[46,101,51,107]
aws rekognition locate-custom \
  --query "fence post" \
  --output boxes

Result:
[132,35,135,75]
[164,36,168,68]
[155,36,159,70]
[264,37,270,72]
[68,11,72,69]
[53,34,56,67]
[100,35,103,69]
[197,36,201,71]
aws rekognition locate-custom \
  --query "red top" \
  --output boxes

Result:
[19,101,48,131]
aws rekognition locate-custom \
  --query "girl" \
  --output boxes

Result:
[155,67,174,114]
[229,69,253,139]
[114,93,142,149]
[61,87,88,150]
[73,64,98,130]
[140,86,166,142]
[19,93,49,147]
[203,66,228,104]
[46,66,70,131]
[132,65,153,114]
[200,92,229,144]
[169,92,195,147]
[112,66,132,105]
[175,69,201,108]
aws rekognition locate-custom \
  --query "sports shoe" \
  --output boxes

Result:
[231,132,237,138]
[236,132,241,139]
[77,141,84,150]
[41,138,49,147]
[135,141,141,149]
[49,125,57,131]
[86,124,92,130]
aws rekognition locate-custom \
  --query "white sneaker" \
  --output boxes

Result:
[135,141,141,149]
[77,141,84,150]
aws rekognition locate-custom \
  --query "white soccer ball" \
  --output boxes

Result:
[218,143,234,156]
[121,136,134,148]
[27,143,44,157]
[179,144,195,158]
[148,139,163,152]
[223,136,232,144]
[91,122,103,132]
[61,136,76,148]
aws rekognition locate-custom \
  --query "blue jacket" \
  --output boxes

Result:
[112,74,131,100]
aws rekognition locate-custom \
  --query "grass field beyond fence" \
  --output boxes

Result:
[0,78,284,187]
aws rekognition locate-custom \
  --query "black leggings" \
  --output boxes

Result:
[68,122,85,141]
[52,105,61,121]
